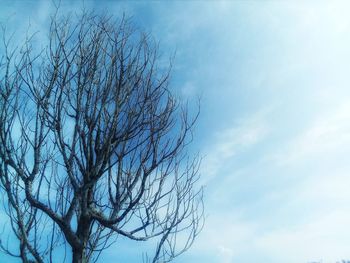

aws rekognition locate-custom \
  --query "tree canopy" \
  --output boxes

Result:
[0,11,203,263]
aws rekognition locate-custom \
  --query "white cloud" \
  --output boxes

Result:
[256,209,350,263]
[268,100,350,166]
[200,110,270,184]
[189,214,258,263]
[180,81,197,98]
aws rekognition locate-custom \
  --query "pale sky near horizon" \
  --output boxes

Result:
[1,1,350,263]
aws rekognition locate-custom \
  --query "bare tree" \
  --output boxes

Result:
[0,10,203,263]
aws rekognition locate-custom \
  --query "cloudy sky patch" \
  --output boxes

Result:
[2,1,350,263]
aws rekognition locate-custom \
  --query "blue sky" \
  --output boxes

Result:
[1,1,350,262]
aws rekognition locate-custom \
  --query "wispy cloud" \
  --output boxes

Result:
[185,110,270,262]
[187,214,258,263]
[200,109,270,184]
[256,208,350,263]
[268,100,350,166]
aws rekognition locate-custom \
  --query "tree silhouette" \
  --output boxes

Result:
[0,11,203,263]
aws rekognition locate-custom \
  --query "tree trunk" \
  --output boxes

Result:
[73,213,90,263]
[72,249,85,263]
